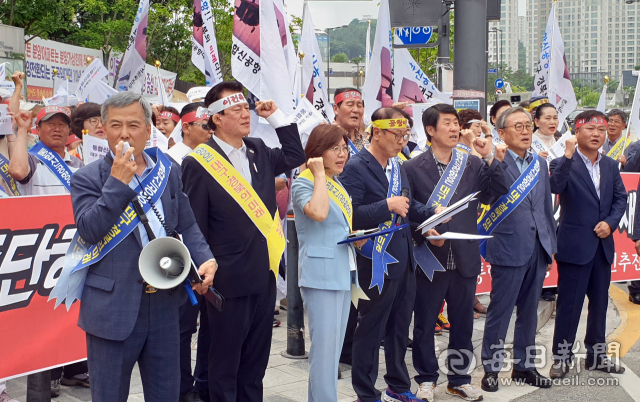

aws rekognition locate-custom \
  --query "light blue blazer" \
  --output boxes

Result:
[292,175,357,291]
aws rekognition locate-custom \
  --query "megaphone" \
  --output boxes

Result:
[139,237,191,289]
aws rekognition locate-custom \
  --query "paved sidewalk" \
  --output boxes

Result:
[5,289,636,401]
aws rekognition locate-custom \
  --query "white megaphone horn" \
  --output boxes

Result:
[139,237,191,289]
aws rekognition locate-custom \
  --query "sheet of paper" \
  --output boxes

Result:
[425,232,493,240]
[549,132,572,159]
[0,105,12,135]
[416,191,480,231]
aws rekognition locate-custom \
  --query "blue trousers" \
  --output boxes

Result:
[481,237,548,373]
[86,292,180,402]
[301,287,351,402]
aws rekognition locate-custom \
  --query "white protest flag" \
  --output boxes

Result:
[0,105,12,135]
[393,39,451,105]
[278,0,298,94]
[597,83,607,113]
[191,0,224,87]
[82,135,110,165]
[155,74,170,105]
[365,20,371,75]
[628,74,640,138]
[532,5,555,97]
[117,0,150,92]
[53,76,68,95]
[231,0,261,96]
[88,81,120,104]
[362,0,393,122]
[76,58,109,101]
[147,125,169,152]
[299,3,334,122]
[0,62,8,81]
[547,7,577,123]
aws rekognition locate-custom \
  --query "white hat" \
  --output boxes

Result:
[0,88,11,101]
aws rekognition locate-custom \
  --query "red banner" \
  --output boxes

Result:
[0,195,86,381]
[477,173,640,294]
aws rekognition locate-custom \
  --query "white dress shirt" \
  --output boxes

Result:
[576,147,602,198]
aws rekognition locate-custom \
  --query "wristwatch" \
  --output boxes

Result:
[482,148,496,163]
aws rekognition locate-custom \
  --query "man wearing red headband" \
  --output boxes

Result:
[549,110,627,378]
[333,87,367,153]
[166,102,212,166]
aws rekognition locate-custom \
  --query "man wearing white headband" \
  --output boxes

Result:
[181,81,305,402]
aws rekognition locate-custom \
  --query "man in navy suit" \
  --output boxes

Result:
[70,92,217,402]
[404,104,508,402]
[339,107,432,402]
[181,81,306,402]
[548,109,627,378]
[479,107,555,392]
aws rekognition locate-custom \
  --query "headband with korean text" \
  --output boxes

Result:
[159,111,180,123]
[371,118,408,130]
[334,91,362,105]
[575,116,607,129]
[207,93,248,115]
[182,111,204,124]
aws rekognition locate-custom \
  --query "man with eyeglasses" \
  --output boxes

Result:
[181,81,305,402]
[339,107,433,402]
[479,107,555,393]
[405,103,508,402]
[166,102,212,166]
[548,110,627,378]
[602,109,631,166]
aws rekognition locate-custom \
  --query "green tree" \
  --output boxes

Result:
[332,52,348,63]
[518,41,526,71]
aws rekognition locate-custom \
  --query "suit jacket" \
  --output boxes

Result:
[71,154,213,341]
[404,150,509,277]
[339,148,433,280]
[485,153,557,267]
[291,175,356,291]
[550,152,628,265]
[181,124,305,298]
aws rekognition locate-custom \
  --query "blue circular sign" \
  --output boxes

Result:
[494,79,504,89]
[396,27,433,45]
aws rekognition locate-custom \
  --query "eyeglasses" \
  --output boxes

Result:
[608,119,624,125]
[190,122,211,130]
[383,129,411,142]
[505,123,534,132]
[87,117,103,127]
[329,145,349,155]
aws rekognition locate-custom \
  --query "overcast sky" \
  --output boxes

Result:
[284,0,381,30]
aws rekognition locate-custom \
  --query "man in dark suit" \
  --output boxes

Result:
[549,109,627,378]
[70,92,217,402]
[479,107,555,392]
[404,104,508,402]
[181,81,305,402]
[339,107,432,402]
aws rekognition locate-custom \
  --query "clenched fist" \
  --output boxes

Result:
[564,136,577,158]
[494,144,508,162]
[473,137,492,158]
[307,157,325,178]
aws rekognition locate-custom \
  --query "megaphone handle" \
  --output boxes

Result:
[184,281,199,306]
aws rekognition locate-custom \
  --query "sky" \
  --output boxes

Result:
[284,0,380,30]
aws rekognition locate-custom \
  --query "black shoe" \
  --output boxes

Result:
[512,369,552,388]
[481,371,499,392]
[549,360,569,379]
[541,292,556,302]
[339,354,352,366]
[585,357,626,374]
[407,338,413,350]
[179,391,205,402]
[629,293,640,305]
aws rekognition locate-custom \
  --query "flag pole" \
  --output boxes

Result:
[298,51,305,101]
[548,0,557,103]
[155,60,165,105]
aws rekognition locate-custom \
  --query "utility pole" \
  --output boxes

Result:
[437,2,451,92]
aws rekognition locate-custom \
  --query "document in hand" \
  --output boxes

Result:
[416,191,480,233]
[425,232,493,240]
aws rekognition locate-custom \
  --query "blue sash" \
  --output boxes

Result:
[478,155,540,258]
[413,149,468,280]
[29,141,74,192]
[0,152,20,196]
[356,158,401,293]
[49,148,172,310]
[348,139,359,156]
[455,143,472,154]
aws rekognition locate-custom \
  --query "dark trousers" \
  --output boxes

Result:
[179,294,211,397]
[482,237,548,373]
[86,293,180,402]
[552,242,610,363]
[351,264,415,402]
[413,268,476,387]
[340,304,357,363]
[51,361,88,381]
[207,275,276,402]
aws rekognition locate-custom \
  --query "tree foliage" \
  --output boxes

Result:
[332,52,348,63]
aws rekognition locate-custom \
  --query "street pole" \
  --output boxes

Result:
[437,2,450,92]
[454,0,487,118]
[327,34,331,100]
[26,372,51,402]
[281,217,307,359]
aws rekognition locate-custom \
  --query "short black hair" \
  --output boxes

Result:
[334,87,362,108]
[489,100,511,123]
[180,102,205,118]
[574,110,608,130]
[421,104,459,141]
[607,108,628,125]
[204,81,245,130]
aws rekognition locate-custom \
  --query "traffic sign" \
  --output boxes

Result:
[494,79,504,89]
[488,68,497,74]
[395,27,433,45]
[495,89,503,95]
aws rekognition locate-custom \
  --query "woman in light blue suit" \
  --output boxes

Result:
[292,125,365,402]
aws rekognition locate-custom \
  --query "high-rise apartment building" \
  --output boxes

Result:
[489,0,520,72]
